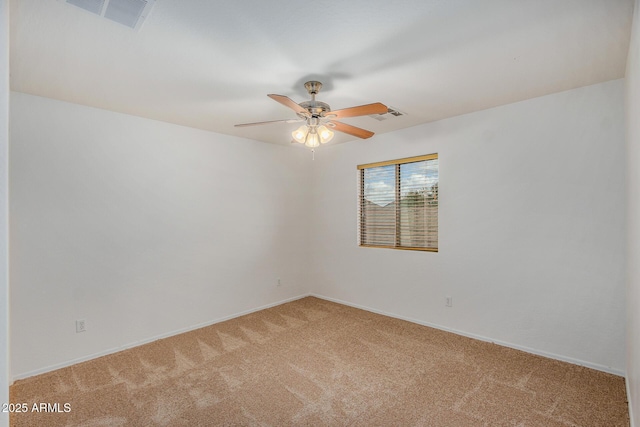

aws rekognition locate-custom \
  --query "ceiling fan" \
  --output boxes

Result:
[235,81,388,148]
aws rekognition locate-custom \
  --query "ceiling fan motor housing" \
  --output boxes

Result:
[299,101,331,117]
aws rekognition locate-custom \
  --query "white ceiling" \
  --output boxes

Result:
[10,0,634,146]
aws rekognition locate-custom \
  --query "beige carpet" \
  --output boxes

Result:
[10,297,629,426]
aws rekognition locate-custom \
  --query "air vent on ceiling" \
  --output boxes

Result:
[62,0,155,31]
[387,107,405,117]
[369,107,406,121]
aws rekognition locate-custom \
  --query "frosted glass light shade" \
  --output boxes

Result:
[305,131,320,148]
[292,125,307,144]
[317,125,334,143]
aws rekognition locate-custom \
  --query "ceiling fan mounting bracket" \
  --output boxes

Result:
[304,81,323,95]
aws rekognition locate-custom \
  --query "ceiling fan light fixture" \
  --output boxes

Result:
[292,124,334,147]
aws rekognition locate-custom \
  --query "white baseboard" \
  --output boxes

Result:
[310,293,625,377]
[629,377,636,427]
[11,293,311,383]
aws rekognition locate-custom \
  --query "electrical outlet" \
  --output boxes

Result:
[76,319,86,333]
[445,296,453,307]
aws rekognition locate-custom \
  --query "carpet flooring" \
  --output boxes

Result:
[10,297,629,426]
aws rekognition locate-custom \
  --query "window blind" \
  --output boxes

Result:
[358,154,438,251]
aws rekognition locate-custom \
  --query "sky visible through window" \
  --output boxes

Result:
[363,160,438,207]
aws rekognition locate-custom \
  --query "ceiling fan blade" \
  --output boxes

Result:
[267,94,309,116]
[235,118,303,127]
[329,121,375,139]
[326,102,388,119]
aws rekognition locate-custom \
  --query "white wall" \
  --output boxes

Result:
[8,78,629,389]
[627,0,640,424]
[9,93,313,379]
[311,79,627,373]
[0,0,9,425]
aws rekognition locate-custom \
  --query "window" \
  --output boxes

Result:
[358,154,438,251]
